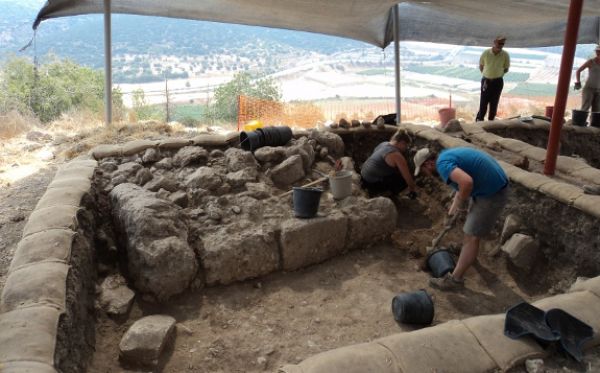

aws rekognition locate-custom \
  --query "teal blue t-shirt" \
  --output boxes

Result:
[436,148,508,197]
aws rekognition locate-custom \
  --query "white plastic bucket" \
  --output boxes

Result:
[329,170,352,200]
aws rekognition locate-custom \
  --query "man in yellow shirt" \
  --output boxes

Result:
[476,36,510,121]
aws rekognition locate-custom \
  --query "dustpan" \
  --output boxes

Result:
[545,308,594,362]
[504,302,560,343]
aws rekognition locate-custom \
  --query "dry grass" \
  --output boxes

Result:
[0,110,38,140]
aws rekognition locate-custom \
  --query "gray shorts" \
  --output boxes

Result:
[463,185,509,237]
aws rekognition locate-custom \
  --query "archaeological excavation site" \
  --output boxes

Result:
[2,118,600,373]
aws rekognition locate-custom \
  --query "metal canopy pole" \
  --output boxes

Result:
[104,0,112,125]
[544,0,583,175]
[393,4,401,124]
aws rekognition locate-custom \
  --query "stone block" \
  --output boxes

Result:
[463,314,545,371]
[280,213,347,271]
[201,228,279,285]
[570,276,600,298]
[341,197,396,249]
[185,167,222,190]
[502,233,539,269]
[500,214,524,244]
[119,315,176,368]
[0,306,60,365]
[10,230,76,271]
[98,274,135,317]
[22,206,81,237]
[270,154,305,186]
[376,320,497,373]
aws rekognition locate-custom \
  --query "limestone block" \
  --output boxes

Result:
[144,175,179,192]
[90,144,122,159]
[500,214,524,244]
[35,187,91,210]
[119,315,176,368]
[463,314,545,371]
[1,262,68,312]
[573,194,600,219]
[244,182,273,199]
[157,138,193,150]
[135,168,153,186]
[47,177,91,191]
[141,148,161,163]
[9,230,75,271]
[537,182,583,205]
[168,190,188,208]
[340,197,396,249]
[121,140,159,156]
[254,146,287,163]
[569,276,600,298]
[111,183,197,301]
[280,213,347,271]
[225,147,258,172]
[377,320,497,373]
[285,138,316,172]
[185,167,222,190]
[112,162,143,183]
[308,130,345,158]
[172,146,208,167]
[0,306,60,365]
[533,290,600,346]
[270,154,305,186]
[99,274,135,317]
[282,342,399,373]
[502,233,539,269]
[0,361,58,373]
[22,206,80,237]
[201,228,279,285]
[54,165,96,180]
[225,168,258,188]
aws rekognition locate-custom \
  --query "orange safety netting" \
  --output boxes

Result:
[238,95,325,130]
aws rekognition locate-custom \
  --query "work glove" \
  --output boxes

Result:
[574,82,582,90]
[408,191,418,200]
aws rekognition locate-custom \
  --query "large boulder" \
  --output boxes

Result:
[112,162,143,183]
[285,137,315,173]
[254,146,286,163]
[110,183,197,301]
[119,315,176,368]
[98,274,135,317]
[225,168,258,188]
[224,148,258,172]
[502,233,540,270]
[173,146,208,167]
[185,167,222,190]
[309,130,345,158]
[270,154,305,186]
[339,197,397,249]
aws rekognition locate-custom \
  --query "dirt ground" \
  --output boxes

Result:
[89,194,548,373]
[0,129,599,373]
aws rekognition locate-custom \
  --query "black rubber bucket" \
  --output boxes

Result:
[259,126,293,147]
[292,187,322,218]
[239,130,265,152]
[545,308,594,362]
[572,109,588,127]
[391,290,434,325]
[427,249,456,278]
[590,112,600,128]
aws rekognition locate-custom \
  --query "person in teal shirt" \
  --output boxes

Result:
[414,147,509,290]
[476,36,510,122]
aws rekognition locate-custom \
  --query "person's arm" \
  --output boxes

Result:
[387,153,417,192]
[504,53,510,74]
[479,52,485,73]
[576,60,592,85]
[447,167,473,215]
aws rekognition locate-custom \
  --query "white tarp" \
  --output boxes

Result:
[33,0,600,48]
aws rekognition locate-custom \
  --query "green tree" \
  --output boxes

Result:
[210,72,281,121]
[0,56,118,123]
[131,88,163,120]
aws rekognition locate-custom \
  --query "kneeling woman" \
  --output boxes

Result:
[360,130,417,198]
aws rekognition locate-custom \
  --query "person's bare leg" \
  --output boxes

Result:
[452,234,480,280]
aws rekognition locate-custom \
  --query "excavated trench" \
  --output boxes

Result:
[29,127,599,372]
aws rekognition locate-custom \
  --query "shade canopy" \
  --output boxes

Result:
[33,0,600,48]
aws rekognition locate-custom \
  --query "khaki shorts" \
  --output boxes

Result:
[463,185,509,237]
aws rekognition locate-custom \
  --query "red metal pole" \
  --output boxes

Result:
[544,0,584,175]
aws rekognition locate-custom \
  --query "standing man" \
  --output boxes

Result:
[574,45,600,113]
[476,36,510,122]
[413,147,509,290]
[360,129,418,199]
